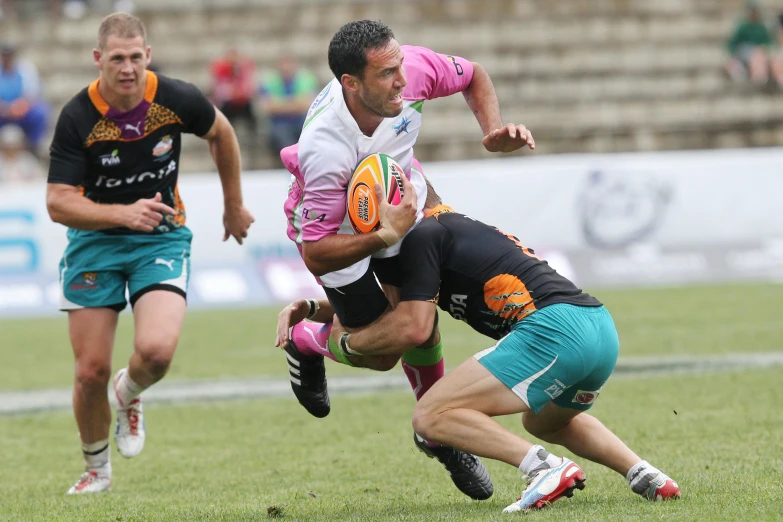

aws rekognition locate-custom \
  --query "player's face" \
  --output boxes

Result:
[94,35,151,99]
[357,39,407,118]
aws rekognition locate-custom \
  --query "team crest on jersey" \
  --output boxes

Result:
[83,272,97,285]
[153,135,173,160]
[99,149,121,166]
[393,116,411,136]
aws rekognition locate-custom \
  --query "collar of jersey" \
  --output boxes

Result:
[424,204,454,219]
[88,70,158,116]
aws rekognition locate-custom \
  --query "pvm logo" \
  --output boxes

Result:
[100,149,121,166]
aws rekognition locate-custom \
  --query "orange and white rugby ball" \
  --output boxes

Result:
[347,153,404,234]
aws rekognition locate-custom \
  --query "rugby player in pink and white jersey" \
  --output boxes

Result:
[278,20,534,500]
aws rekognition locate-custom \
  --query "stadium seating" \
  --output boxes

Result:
[3,0,783,171]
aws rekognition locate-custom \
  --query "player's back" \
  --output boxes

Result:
[400,207,601,339]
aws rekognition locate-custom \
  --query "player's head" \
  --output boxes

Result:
[328,20,407,118]
[93,13,151,99]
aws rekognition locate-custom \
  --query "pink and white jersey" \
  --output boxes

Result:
[283,45,474,287]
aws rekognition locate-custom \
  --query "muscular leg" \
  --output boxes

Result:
[413,357,535,467]
[522,402,641,476]
[70,307,119,444]
[128,290,186,387]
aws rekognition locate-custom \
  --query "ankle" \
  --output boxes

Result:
[519,445,561,477]
[82,439,110,473]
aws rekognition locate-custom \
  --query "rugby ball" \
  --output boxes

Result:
[347,153,404,234]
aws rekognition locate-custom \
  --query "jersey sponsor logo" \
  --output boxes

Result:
[155,258,175,271]
[483,273,537,322]
[449,293,468,321]
[572,389,600,405]
[301,207,326,223]
[152,135,173,158]
[544,379,566,400]
[445,55,464,76]
[393,116,412,136]
[100,149,121,166]
[124,121,144,136]
[95,159,177,188]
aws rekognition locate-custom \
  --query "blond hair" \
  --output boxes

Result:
[97,12,146,49]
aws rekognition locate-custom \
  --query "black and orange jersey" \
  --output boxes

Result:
[399,206,601,340]
[47,71,216,235]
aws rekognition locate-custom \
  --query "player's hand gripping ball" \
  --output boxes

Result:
[347,153,405,234]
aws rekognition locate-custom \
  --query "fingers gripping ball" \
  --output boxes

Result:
[347,153,405,234]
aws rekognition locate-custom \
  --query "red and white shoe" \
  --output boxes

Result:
[66,471,111,495]
[640,471,681,501]
[503,458,586,513]
[113,369,145,458]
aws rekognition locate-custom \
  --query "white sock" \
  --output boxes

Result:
[82,439,111,476]
[519,444,562,477]
[627,460,660,494]
[115,367,145,408]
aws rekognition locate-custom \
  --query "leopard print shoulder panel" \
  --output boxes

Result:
[84,118,122,147]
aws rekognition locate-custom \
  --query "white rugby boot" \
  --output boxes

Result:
[66,471,111,494]
[113,368,146,458]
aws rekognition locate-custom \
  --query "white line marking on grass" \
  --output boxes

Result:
[1,352,782,416]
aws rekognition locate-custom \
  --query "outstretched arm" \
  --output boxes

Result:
[463,62,536,153]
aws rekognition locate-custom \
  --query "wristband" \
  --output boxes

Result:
[339,332,361,356]
[306,299,319,320]
[377,227,400,248]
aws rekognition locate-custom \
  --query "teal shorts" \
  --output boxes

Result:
[475,304,619,414]
[59,227,192,311]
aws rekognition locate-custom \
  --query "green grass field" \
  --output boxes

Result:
[0,283,782,521]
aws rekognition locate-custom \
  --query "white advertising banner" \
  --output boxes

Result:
[424,147,783,251]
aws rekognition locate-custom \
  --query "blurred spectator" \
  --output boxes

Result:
[725,1,783,87]
[209,48,257,134]
[0,124,44,184]
[259,55,318,157]
[0,43,49,152]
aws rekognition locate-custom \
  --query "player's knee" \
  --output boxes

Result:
[135,337,177,376]
[521,411,568,440]
[411,401,440,441]
[74,359,112,390]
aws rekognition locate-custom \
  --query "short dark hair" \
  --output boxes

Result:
[328,20,394,80]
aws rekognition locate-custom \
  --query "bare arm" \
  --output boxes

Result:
[274,298,334,348]
[46,183,175,232]
[302,174,418,276]
[302,233,388,276]
[334,300,437,356]
[47,183,126,229]
[462,62,503,136]
[201,108,255,244]
[463,62,536,153]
